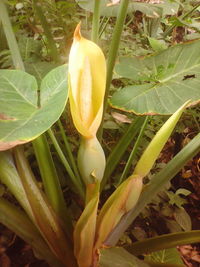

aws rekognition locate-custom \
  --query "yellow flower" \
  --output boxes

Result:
[68,23,106,138]
[68,24,106,184]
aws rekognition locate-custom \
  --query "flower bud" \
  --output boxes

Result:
[78,137,105,185]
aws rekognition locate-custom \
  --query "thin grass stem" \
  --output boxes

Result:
[57,120,82,183]
[98,0,130,139]
[32,136,73,234]
[99,17,110,38]
[32,0,60,62]
[47,128,85,199]
[0,1,25,70]
[119,116,149,184]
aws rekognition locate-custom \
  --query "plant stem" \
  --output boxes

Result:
[91,0,101,43]
[47,128,85,199]
[101,117,145,190]
[57,120,82,183]
[119,116,149,184]
[0,0,25,70]
[32,0,60,62]
[98,0,130,138]
[99,17,110,38]
[32,135,73,234]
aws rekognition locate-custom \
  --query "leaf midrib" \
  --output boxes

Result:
[2,76,38,108]
[159,61,200,83]
[115,63,200,108]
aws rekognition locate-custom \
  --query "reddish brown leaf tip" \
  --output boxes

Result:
[74,22,82,41]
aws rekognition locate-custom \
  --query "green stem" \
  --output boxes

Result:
[126,230,200,256]
[99,17,110,38]
[0,197,62,267]
[47,128,85,199]
[101,117,145,191]
[57,120,82,184]
[98,0,129,138]
[0,0,24,70]
[91,0,101,43]
[32,135,73,234]
[119,117,149,184]
[105,132,200,246]
[32,0,59,62]
[190,112,200,132]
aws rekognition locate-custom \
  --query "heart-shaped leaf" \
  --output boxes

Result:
[0,64,68,150]
[76,0,179,17]
[110,40,200,115]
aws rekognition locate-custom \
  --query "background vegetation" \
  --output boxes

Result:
[0,0,200,266]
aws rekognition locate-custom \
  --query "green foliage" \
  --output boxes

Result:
[111,40,200,115]
[0,65,68,150]
[76,0,179,17]
[0,1,200,267]
[99,247,150,267]
[145,248,184,266]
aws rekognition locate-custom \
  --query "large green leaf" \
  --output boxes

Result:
[99,247,150,267]
[0,64,68,150]
[25,61,59,83]
[76,0,179,17]
[110,40,200,115]
[145,248,184,265]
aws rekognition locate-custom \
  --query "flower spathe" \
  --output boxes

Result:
[68,23,106,184]
[68,23,106,138]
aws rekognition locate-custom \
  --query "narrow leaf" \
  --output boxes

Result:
[13,146,76,266]
[74,183,99,267]
[101,117,145,189]
[0,151,34,220]
[105,132,200,246]
[125,231,200,256]
[134,101,190,177]
[0,197,61,267]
